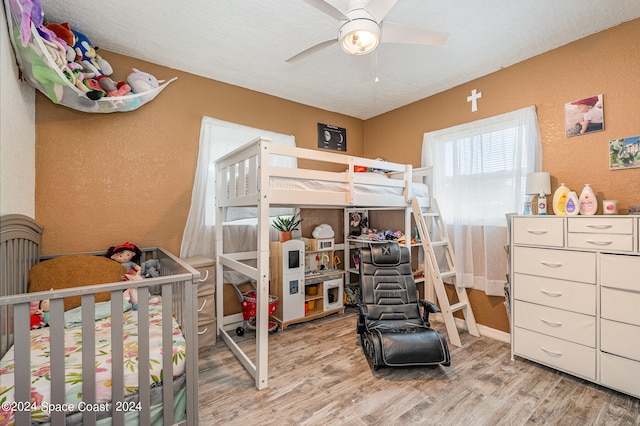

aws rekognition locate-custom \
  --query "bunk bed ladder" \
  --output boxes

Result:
[411,197,480,347]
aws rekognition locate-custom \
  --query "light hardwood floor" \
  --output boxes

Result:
[198,308,640,425]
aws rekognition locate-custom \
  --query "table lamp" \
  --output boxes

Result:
[525,172,551,215]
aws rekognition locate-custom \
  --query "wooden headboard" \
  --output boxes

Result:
[1,214,43,297]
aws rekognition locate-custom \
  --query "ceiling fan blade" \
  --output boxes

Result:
[303,0,349,21]
[381,21,449,45]
[286,38,338,63]
[365,0,398,23]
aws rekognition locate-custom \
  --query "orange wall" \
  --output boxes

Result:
[35,19,639,333]
[363,19,640,332]
[35,57,364,255]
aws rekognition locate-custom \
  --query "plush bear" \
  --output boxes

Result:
[72,29,113,77]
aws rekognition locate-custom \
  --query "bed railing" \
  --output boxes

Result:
[216,137,420,208]
[0,246,199,425]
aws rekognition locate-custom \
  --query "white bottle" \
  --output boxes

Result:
[565,191,580,216]
[537,192,547,215]
[579,184,597,215]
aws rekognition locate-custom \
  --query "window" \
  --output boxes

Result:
[422,106,541,295]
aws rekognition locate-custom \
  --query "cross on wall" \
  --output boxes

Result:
[467,89,482,112]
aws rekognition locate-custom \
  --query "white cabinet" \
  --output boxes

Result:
[510,216,640,398]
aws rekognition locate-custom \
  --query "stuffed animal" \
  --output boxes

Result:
[126,68,163,94]
[44,22,74,47]
[123,288,139,310]
[97,75,132,97]
[30,300,45,329]
[36,299,50,326]
[106,242,143,276]
[72,29,113,77]
[142,259,161,278]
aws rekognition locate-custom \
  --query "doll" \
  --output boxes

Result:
[106,242,143,278]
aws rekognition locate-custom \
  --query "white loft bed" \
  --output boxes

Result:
[214,136,432,390]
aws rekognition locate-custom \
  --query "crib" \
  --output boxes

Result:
[0,214,199,425]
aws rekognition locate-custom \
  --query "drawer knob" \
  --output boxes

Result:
[527,230,548,235]
[198,298,208,312]
[198,327,208,335]
[199,269,210,282]
[540,261,563,268]
[540,346,563,357]
[540,289,563,297]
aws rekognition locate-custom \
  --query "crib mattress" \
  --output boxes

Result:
[0,297,186,424]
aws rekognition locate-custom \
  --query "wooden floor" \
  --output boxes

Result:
[198,308,640,425]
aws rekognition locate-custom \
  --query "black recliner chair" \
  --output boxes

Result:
[356,242,450,370]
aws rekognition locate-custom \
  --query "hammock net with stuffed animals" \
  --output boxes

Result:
[3,0,176,113]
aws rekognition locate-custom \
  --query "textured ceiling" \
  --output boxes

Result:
[39,0,640,119]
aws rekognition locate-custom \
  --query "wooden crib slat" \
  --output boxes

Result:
[49,298,66,424]
[13,303,31,425]
[137,287,151,426]
[81,294,97,425]
[162,283,175,426]
[110,290,125,425]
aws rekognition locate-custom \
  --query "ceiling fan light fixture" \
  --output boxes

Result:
[339,18,380,55]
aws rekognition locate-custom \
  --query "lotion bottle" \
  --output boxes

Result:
[579,184,597,215]
[565,191,580,216]
[537,192,547,215]
[552,183,570,215]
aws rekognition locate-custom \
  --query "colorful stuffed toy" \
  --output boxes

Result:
[36,299,50,326]
[30,300,45,329]
[123,288,139,310]
[106,242,143,279]
[72,29,113,77]
[126,68,163,94]
[97,75,132,97]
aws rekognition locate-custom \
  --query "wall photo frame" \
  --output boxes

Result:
[565,94,604,137]
[318,123,347,151]
[609,136,640,170]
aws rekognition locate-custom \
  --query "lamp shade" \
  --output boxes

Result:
[339,18,380,55]
[526,172,551,195]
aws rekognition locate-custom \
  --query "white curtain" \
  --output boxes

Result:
[180,117,296,259]
[422,106,541,296]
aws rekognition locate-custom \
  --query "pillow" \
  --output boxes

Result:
[29,254,126,311]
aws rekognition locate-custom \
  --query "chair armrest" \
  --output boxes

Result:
[419,300,440,314]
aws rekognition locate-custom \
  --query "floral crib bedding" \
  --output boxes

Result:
[0,297,186,425]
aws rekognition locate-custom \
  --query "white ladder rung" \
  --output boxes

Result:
[440,271,456,279]
[431,241,448,247]
[422,212,439,217]
[450,302,468,313]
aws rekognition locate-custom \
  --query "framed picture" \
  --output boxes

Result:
[318,123,346,151]
[609,136,640,170]
[565,94,604,137]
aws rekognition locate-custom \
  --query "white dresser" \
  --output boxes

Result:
[510,215,640,398]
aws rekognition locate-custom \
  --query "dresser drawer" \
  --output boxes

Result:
[514,301,595,347]
[601,319,640,361]
[568,217,634,234]
[600,254,640,291]
[600,352,640,398]
[568,233,633,252]
[513,246,596,283]
[513,274,595,315]
[198,318,217,351]
[198,292,216,323]
[601,287,640,326]
[514,327,596,380]
[513,217,564,247]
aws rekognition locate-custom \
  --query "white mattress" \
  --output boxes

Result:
[269,175,429,198]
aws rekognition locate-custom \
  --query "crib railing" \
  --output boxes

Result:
[0,248,199,425]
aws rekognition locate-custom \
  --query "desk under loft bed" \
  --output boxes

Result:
[214,137,432,389]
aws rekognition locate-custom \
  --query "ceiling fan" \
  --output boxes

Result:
[286,0,449,63]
